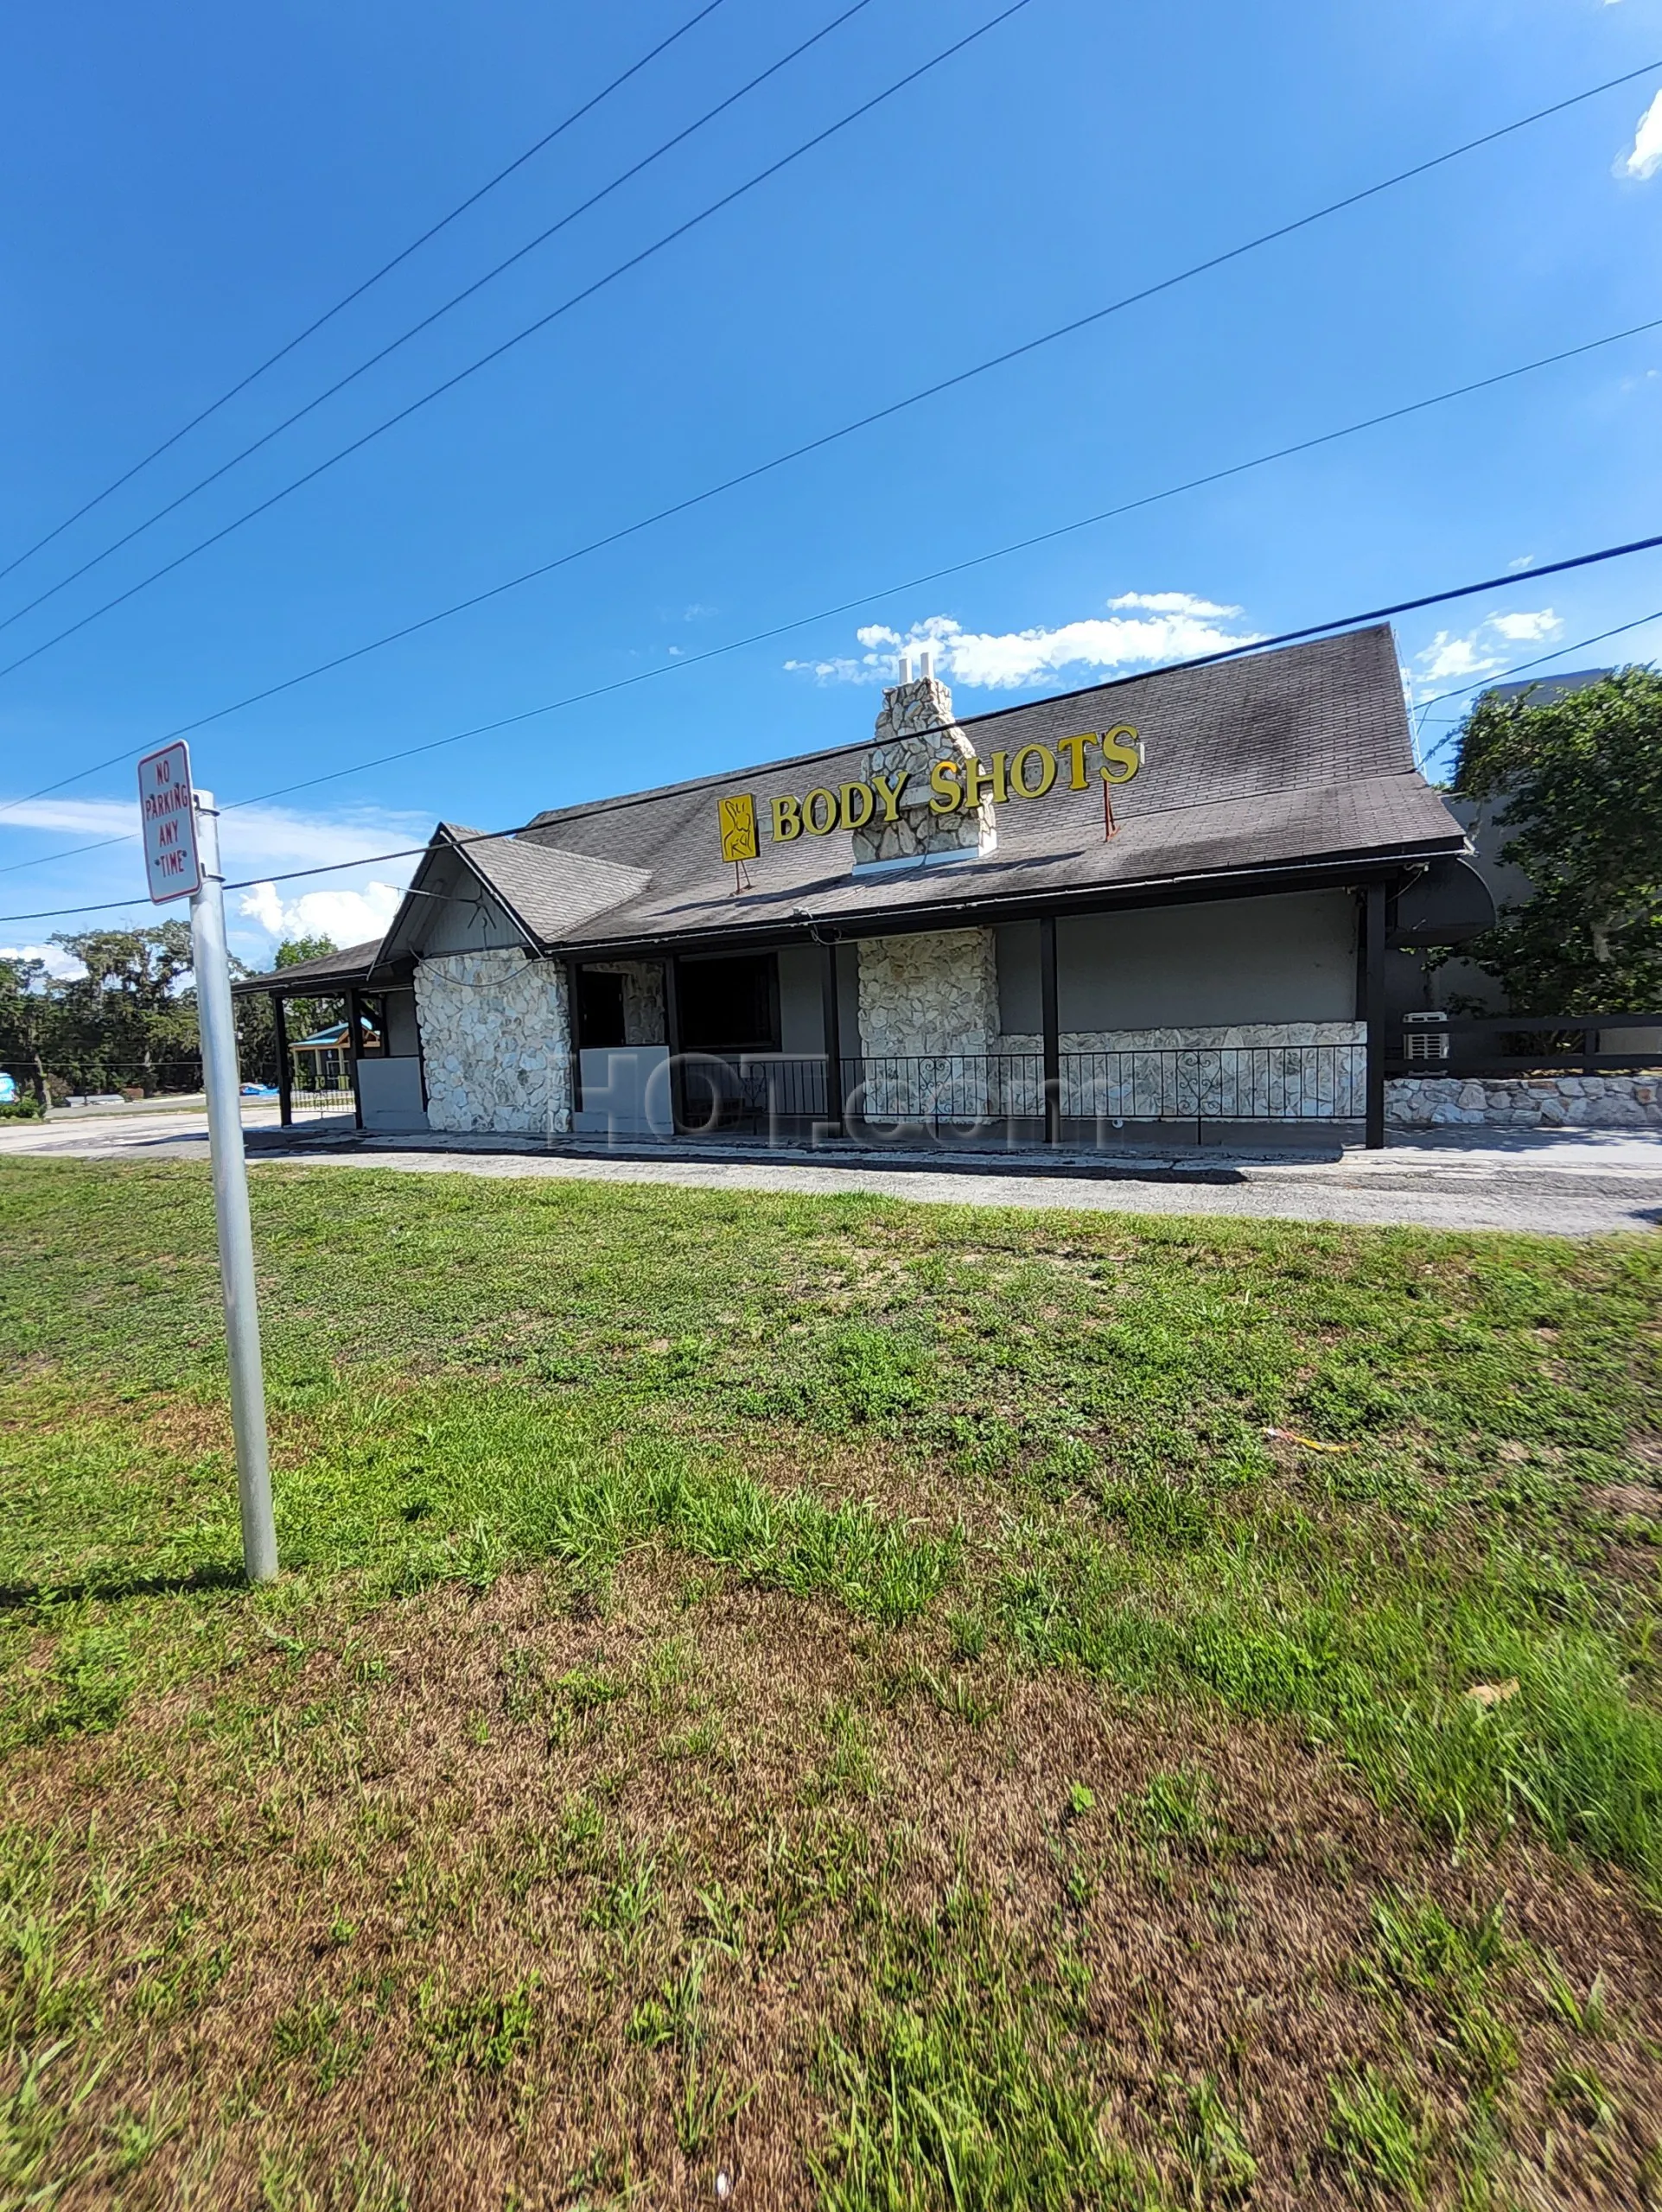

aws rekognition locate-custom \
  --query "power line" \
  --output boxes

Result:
[0,0,883,639]
[4,528,1661,929]
[0,0,733,590]
[1418,609,1662,716]
[3,308,1658,863]
[2,53,1652,818]
[0,0,1035,690]
[219,525,1662,811]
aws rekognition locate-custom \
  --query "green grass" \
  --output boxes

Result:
[2,1158,1660,2206]
[3,1158,1659,1883]
[816,1887,1162,2212]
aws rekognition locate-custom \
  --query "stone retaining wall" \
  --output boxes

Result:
[1386,1073,1662,1128]
[414,950,572,1135]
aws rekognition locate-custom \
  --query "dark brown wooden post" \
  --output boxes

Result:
[345,987,365,1131]
[820,937,844,1136]
[662,956,684,1135]
[1364,881,1386,1150]
[1040,914,1061,1146]
[565,961,583,1115]
[273,995,292,1128]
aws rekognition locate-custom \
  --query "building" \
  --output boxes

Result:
[286,1009,383,1094]
[237,625,1493,1148]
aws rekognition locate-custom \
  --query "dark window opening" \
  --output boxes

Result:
[356,995,387,1057]
[576,969,627,1050]
[677,954,779,1053]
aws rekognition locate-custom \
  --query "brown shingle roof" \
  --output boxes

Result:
[232,938,382,995]
[511,624,1461,949]
[237,626,1467,984]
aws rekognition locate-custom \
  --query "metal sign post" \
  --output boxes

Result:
[137,745,277,1582]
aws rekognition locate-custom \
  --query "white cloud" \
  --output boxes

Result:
[1411,608,1563,693]
[237,879,405,950]
[1487,608,1562,643]
[0,791,425,967]
[1105,590,1243,618]
[1416,631,1505,685]
[0,942,85,980]
[0,794,423,876]
[789,593,1262,690]
[1506,554,1536,572]
[1617,88,1662,179]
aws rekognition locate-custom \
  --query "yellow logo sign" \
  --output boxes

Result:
[717,791,760,863]
[766,728,1141,843]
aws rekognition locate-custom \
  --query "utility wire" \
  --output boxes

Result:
[4,308,1658,861]
[0,0,733,590]
[0,0,1035,689]
[1417,609,1662,718]
[4,527,1662,928]
[2,49,1653,817]
[0,0,882,639]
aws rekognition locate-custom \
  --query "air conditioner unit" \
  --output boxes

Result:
[1402,1010,1449,1063]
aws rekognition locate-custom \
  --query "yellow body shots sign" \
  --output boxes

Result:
[715,726,1142,852]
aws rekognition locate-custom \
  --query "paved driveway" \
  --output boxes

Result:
[3,1104,1660,1235]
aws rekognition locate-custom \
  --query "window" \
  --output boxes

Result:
[677,953,779,1053]
[576,969,628,1049]
[356,995,387,1058]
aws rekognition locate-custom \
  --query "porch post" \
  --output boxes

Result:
[820,937,844,1136]
[565,961,583,1114]
[273,995,292,1129]
[1364,881,1386,1150]
[345,987,365,1132]
[1040,914,1061,1146]
[662,955,685,1135]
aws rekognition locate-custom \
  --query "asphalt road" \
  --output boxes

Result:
[4,1103,1661,1235]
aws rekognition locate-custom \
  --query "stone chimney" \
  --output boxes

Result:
[851,658,996,868]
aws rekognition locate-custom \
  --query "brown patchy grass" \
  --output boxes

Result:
[6,1552,1661,2211]
[5,1164,1662,2207]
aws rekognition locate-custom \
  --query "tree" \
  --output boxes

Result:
[232,933,338,1079]
[0,956,55,1102]
[1450,666,1662,1014]
[277,934,336,969]
[272,934,341,1052]
[49,921,199,1091]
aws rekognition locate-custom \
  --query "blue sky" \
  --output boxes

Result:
[1,0,1659,971]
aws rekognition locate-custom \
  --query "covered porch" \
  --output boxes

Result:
[564,871,1405,1152]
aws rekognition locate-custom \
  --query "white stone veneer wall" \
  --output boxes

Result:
[414,950,572,1135]
[852,674,995,867]
[857,929,1000,1058]
[999,1021,1364,1118]
[1387,1074,1662,1128]
[855,941,1365,1122]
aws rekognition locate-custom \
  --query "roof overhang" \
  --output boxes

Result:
[231,942,386,997]
[554,838,1461,963]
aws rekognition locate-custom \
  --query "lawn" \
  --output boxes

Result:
[1,1156,1659,2210]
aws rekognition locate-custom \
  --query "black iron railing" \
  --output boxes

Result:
[667,1046,1366,1143]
